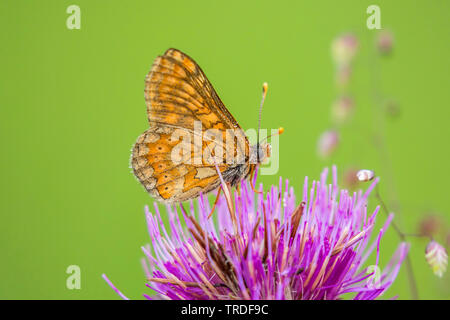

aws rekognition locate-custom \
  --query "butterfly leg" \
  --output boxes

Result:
[250,166,263,194]
[207,187,222,219]
[250,180,263,194]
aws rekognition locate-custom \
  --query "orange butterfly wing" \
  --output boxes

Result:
[131,49,249,203]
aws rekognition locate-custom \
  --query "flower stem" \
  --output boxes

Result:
[375,186,419,300]
[369,36,419,299]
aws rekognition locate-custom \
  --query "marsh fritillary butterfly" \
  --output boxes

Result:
[131,48,275,203]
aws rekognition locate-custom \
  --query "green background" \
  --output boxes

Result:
[1,0,449,299]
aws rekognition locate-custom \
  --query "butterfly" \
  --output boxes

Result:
[131,48,278,203]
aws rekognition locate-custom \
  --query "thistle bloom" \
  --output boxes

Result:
[104,167,409,300]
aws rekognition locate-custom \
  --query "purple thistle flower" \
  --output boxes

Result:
[104,166,409,300]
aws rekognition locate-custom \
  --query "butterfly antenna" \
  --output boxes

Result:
[257,82,268,163]
[260,127,285,144]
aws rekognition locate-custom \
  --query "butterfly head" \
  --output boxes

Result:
[252,127,283,165]
[250,142,271,165]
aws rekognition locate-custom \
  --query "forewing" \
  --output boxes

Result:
[145,48,248,159]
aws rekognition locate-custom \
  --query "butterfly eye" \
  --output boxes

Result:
[266,144,272,158]
[257,146,265,162]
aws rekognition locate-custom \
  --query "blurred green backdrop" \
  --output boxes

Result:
[0,0,449,299]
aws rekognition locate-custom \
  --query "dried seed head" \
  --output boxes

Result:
[331,33,359,66]
[331,96,355,124]
[356,169,375,182]
[343,167,360,190]
[418,214,442,238]
[377,30,394,55]
[425,241,448,278]
[317,130,339,158]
